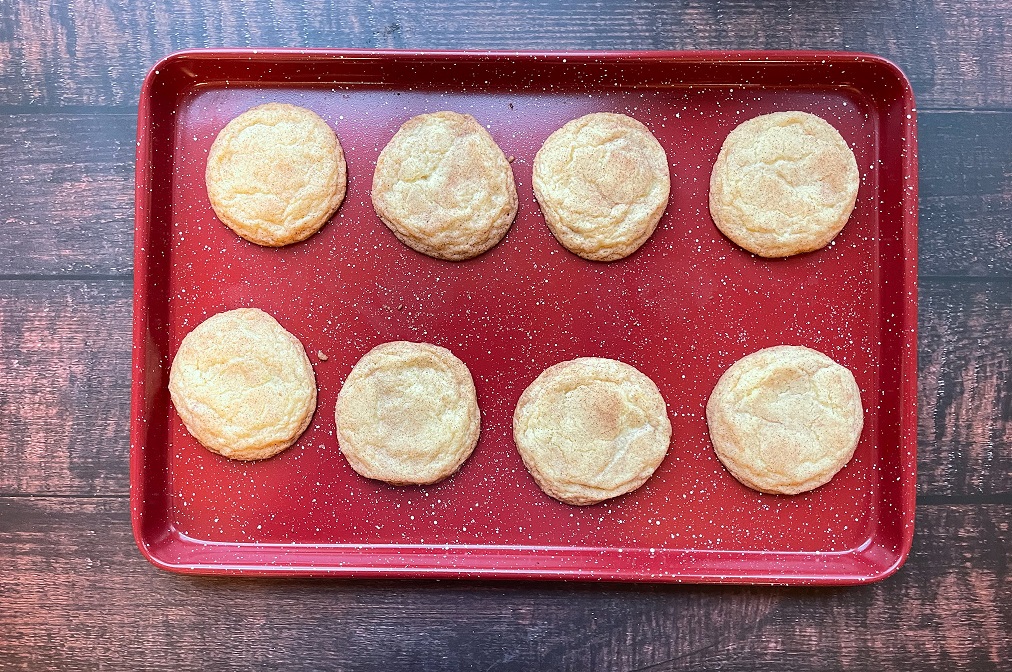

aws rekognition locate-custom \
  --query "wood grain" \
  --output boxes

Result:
[747,503,1012,671]
[1,278,1007,498]
[0,280,131,496]
[0,0,1010,110]
[919,112,1012,277]
[0,114,134,276]
[919,279,1012,498]
[3,112,1012,278]
[0,496,1007,670]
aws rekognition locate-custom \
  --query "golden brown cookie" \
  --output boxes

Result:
[371,111,518,261]
[168,308,317,461]
[532,113,670,261]
[512,357,672,505]
[708,111,860,258]
[705,345,864,495]
[335,341,481,485]
[206,103,347,247]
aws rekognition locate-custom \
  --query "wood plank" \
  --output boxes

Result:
[3,111,1012,278]
[0,0,1010,110]
[2,278,1008,499]
[742,503,1012,671]
[0,280,131,495]
[919,112,1012,277]
[919,279,1012,497]
[0,113,134,276]
[0,496,1007,670]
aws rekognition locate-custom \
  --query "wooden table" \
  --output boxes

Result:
[1,2,1009,669]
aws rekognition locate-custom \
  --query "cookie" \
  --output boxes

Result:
[168,308,317,461]
[512,357,672,505]
[532,113,670,261]
[371,111,518,261]
[708,111,860,258]
[206,103,347,247]
[705,345,864,495]
[335,341,481,485]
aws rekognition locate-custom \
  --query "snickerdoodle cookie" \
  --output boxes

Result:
[513,357,672,505]
[206,103,347,246]
[532,113,670,261]
[335,341,480,485]
[371,112,518,260]
[168,308,317,460]
[708,111,860,258]
[705,345,864,495]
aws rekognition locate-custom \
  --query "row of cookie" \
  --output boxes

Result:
[206,103,859,261]
[169,308,864,502]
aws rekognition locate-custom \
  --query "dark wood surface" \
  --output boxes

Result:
[0,1,1009,669]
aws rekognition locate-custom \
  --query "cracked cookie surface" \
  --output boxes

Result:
[371,111,518,261]
[708,111,859,258]
[705,345,864,495]
[513,357,672,505]
[532,112,670,261]
[206,103,347,247]
[169,308,317,461]
[335,341,480,485]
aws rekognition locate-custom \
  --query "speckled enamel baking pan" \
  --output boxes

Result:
[131,50,917,583]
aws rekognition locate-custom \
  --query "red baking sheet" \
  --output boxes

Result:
[131,49,917,583]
